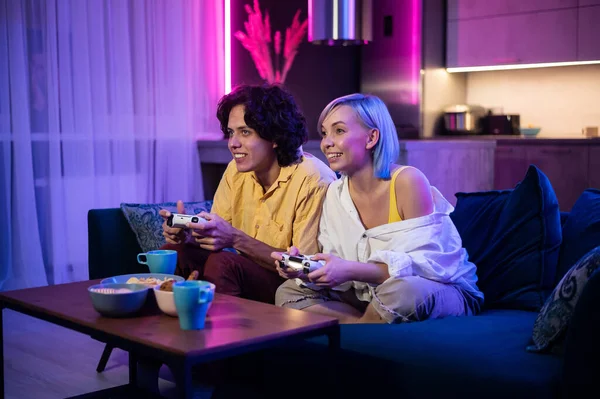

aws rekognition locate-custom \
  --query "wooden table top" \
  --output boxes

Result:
[0,280,338,359]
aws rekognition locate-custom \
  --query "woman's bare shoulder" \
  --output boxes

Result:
[393,165,433,218]
[392,165,430,187]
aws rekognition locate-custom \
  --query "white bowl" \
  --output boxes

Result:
[154,286,178,317]
[153,283,215,317]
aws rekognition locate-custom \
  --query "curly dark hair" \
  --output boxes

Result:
[216,84,308,167]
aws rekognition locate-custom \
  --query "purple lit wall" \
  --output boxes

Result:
[229,0,360,139]
[360,0,423,138]
[224,0,232,93]
[411,0,421,105]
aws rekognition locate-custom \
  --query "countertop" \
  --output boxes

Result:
[424,135,600,145]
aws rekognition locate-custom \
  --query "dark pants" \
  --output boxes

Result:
[160,243,285,304]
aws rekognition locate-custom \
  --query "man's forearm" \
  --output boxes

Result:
[348,261,390,285]
[232,230,284,271]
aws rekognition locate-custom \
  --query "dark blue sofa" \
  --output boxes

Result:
[87,166,600,399]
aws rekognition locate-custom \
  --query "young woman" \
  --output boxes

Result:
[272,93,484,323]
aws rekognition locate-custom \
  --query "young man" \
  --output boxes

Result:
[159,84,336,304]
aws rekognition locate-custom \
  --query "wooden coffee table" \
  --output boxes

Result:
[0,279,340,398]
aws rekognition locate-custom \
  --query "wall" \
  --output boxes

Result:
[231,0,360,140]
[421,0,467,137]
[360,0,422,138]
[465,64,600,137]
[422,69,467,137]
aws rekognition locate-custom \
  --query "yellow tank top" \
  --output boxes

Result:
[388,166,409,223]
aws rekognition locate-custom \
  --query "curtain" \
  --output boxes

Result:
[0,0,224,290]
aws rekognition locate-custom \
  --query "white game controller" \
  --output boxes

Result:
[166,213,208,229]
[279,254,325,275]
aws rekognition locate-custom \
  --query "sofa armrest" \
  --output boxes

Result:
[562,268,600,398]
[87,208,146,279]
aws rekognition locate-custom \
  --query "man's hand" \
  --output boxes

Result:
[188,212,236,251]
[271,246,308,280]
[159,200,187,245]
[307,253,353,288]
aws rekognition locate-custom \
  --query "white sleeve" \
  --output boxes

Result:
[317,193,338,256]
[367,250,413,277]
[367,216,473,284]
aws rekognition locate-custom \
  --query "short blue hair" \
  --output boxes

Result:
[318,93,399,179]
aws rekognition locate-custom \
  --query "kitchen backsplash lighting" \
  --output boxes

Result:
[447,60,600,73]
[465,64,600,136]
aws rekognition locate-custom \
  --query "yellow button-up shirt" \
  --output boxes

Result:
[211,153,337,254]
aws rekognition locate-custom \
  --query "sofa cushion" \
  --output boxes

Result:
[341,311,561,398]
[528,246,600,354]
[88,208,146,279]
[252,310,561,398]
[556,189,600,282]
[120,201,213,253]
[562,267,600,398]
[450,165,562,311]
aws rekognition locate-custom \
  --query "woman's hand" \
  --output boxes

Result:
[188,212,236,251]
[307,253,353,288]
[271,246,308,280]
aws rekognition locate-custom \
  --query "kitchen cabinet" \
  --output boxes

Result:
[494,142,592,211]
[578,6,600,61]
[494,145,529,190]
[588,146,600,189]
[447,9,578,67]
[197,139,496,207]
[579,0,600,6]
[402,140,496,206]
[526,145,589,211]
[447,0,577,20]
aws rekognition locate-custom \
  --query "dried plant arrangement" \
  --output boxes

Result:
[234,0,308,84]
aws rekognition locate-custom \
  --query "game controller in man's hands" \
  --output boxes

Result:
[279,254,325,274]
[166,213,208,229]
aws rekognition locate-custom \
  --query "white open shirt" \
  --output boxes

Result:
[300,175,484,303]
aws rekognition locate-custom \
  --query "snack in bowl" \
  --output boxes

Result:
[154,271,215,317]
[126,276,173,287]
[159,270,199,292]
[101,273,184,286]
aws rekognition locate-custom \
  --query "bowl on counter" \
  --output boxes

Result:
[520,127,541,137]
[88,283,149,317]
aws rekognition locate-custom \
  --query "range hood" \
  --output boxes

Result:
[308,0,373,45]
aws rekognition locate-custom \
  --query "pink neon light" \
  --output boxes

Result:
[308,0,313,41]
[348,0,355,39]
[411,0,419,104]
[224,0,231,93]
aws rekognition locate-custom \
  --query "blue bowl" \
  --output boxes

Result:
[521,127,541,136]
[101,273,184,286]
[88,283,149,317]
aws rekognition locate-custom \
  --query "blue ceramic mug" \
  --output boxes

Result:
[137,249,177,274]
[173,281,214,330]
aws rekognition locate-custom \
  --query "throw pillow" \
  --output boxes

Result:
[120,201,213,253]
[527,246,600,353]
[556,189,600,284]
[450,165,562,311]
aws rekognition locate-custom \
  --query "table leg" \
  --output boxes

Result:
[136,355,162,395]
[327,324,341,392]
[171,360,193,399]
[128,351,137,386]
